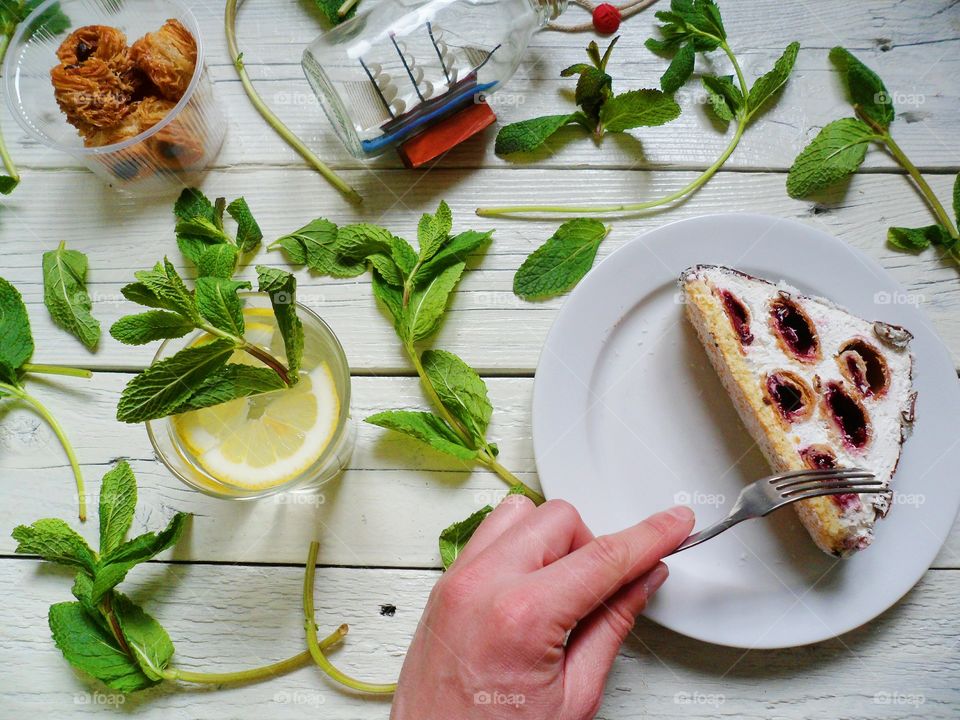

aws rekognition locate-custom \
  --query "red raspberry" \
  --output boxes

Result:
[592,3,621,34]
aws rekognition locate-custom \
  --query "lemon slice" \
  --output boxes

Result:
[172,359,341,491]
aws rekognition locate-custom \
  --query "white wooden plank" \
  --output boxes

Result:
[3,0,958,171]
[1,373,957,569]
[1,559,958,718]
[1,167,957,373]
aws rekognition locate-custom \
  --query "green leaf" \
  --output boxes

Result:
[226,197,263,253]
[371,269,404,332]
[560,63,593,77]
[829,46,894,130]
[585,40,602,68]
[439,506,493,570]
[117,339,235,423]
[273,219,367,278]
[171,364,286,414]
[494,114,576,155]
[197,244,239,279]
[42,242,100,350]
[369,254,404,286]
[112,592,174,681]
[256,266,304,379]
[337,223,397,259]
[887,225,952,253]
[702,74,742,122]
[415,230,493,283]
[514,219,609,300]
[95,512,188,600]
[599,89,680,133]
[405,262,464,342]
[311,0,356,25]
[575,67,613,124]
[746,41,800,119]
[134,260,200,322]
[0,276,34,370]
[110,311,195,346]
[0,175,17,194]
[71,574,110,633]
[660,41,695,94]
[98,461,137,556]
[195,277,250,336]
[48,602,156,693]
[0,359,18,389]
[786,118,877,198]
[12,519,97,573]
[598,35,619,72]
[391,237,418,276]
[174,189,230,263]
[418,201,454,261]
[174,187,215,223]
[365,411,477,460]
[422,350,491,445]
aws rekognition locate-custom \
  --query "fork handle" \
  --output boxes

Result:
[667,513,746,556]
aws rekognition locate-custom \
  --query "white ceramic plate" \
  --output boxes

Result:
[533,214,960,649]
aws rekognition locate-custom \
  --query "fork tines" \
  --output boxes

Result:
[771,468,886,500]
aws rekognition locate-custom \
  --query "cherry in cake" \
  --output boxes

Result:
[681,265,916,557]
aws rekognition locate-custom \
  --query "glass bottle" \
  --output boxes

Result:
[303,0,567,159]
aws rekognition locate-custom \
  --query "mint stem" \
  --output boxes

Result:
[241,342,292,386]
[22,364,93,379]
[224,0,362,205]
[2,382,86,521]
[303,541,398,694]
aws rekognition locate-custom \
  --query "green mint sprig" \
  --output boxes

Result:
[13,461,384,693]
[0,275,90,520]
[270,201,544,506]
[494,36,681,155]
[787,47,960,261]
[173,188,263,271]
[513,219,611,300]
[477,0,799,217]
[0,1,70,193]
[42,241,101,350]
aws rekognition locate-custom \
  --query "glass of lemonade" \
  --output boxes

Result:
[147,294,355,499]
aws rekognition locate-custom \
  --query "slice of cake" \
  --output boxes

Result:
[680,265,916,557]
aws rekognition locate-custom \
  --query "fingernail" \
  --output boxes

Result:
[643,563,669,594]
[666,505,695,523]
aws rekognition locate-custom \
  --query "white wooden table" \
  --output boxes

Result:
[2,1,959,717]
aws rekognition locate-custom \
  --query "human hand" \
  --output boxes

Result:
[390,498,695,719]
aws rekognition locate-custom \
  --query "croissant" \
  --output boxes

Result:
[51,59,132,129]
[130,19,197,101]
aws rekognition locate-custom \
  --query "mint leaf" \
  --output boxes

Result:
[575,67,613,124]
[660,41,695,94]
[71,574,110,633]
[256,266,303,379]
[371,270,404,332]
[786,118,877,198]
[405,262,465,342]
[599,89,680,133]
[369,254,404,286]
[337,223,397,259]
[226,198,263,253]
[172,364,286,413]
[495,114,575,155]
[99,461,137,556]
[514,219,609,300]
[311,0,355,25]
[197,244,239,279]
[702,74,742,122]
[0,276,34,370]
[439,506,493,569]
[195,277,250,336]
[174,189,229,258]
[12,519,97,573]
[112,592,174,681]
[365,410,477,460]
[829,47,894,130]
[273,219,366,278]
[48,602,156,693]
[94,512,188,600]
[415,230,492,283]
[117,339,235,423]
[110,311,195,345]
[887,225,952,253]
[42,242,100,350]
[422,350,491,445]
[746,41,800,119]
[134,260,200,322]
[418,201,454,262]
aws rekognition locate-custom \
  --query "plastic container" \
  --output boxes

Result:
[4,0,225,194]
[147,295,356,500]
[302,0,567,159]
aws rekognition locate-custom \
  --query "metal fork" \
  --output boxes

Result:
[668,468,884,555]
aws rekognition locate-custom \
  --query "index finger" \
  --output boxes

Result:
[528,506,694,628]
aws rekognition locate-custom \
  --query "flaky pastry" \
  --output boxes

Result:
[129,19,197,101]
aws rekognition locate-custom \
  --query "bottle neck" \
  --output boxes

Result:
[530,0,567,26]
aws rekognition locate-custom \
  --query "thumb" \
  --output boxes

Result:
[560,563,669,719]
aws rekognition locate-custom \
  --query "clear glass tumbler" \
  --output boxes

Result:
[4,0,225,194]
[147,295,356,500]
